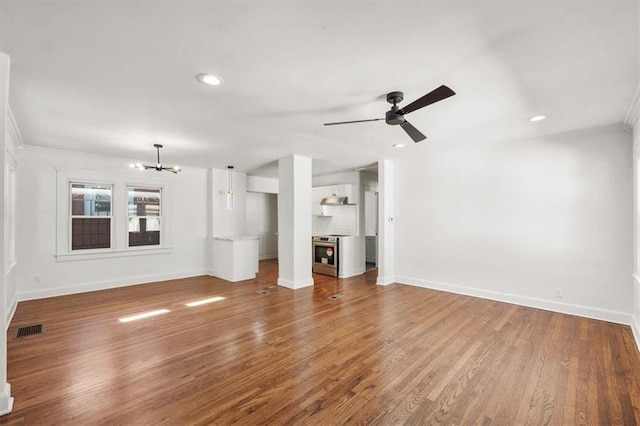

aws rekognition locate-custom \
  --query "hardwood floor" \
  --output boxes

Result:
[2,261,640,424]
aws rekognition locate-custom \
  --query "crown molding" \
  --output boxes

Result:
[626,82,640,129]
[18,144,209,172]
[6,106,23,148]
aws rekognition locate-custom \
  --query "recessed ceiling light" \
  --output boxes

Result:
[528,115,546,122]
[393,143,406,148]
[197,73,223,86]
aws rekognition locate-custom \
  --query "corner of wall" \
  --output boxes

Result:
[5,297,17,330]
[632,314,640,354]
[0,383,13,417]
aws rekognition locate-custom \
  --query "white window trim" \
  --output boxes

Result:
[4,151,17,274]
[69,181,113,251]
[55,168,173,262]
[125,184,165,250]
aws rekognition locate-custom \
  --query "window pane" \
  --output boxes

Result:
[128,187,161,217]
[72,218,111,250]
[128,217,160,247]
[71,183,111,216]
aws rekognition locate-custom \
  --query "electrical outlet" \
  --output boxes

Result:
[34,275,41,284]
[554,287,563,298]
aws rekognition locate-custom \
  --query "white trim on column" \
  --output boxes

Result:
[0,383,13,417]
[633,274,640,353]
[5,296,16,330]
[626,82,640,130]
[376,160,395,286]
[277,277,313,289]
[6,108,23,149]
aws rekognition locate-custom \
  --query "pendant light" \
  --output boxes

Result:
[130,144,181,174]
[227,166,234,209]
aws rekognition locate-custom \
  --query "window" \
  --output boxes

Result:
[56,168,172,261]
[128,186,161,247]
[70,183,112,250]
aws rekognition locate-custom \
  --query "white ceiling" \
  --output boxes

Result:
[1,1,638,177]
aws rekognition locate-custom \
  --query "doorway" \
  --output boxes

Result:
[246,192,278,270]
[364,190,378,270]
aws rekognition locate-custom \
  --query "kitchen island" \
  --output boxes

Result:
[211,236,259,282]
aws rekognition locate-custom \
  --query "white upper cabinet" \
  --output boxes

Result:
[311,187,325,215]
[311,184,355,215]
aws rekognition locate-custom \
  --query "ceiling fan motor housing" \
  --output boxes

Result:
[385,91,405,125]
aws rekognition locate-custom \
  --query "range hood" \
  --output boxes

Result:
[320,196,350,206]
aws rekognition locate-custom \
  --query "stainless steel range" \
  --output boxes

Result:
[312,236,339,277]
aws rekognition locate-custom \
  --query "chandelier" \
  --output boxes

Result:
[131,144,181,174]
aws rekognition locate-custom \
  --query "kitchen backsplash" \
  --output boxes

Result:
[312,205,357,236]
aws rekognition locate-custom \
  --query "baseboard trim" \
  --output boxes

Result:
[632,315,640,354]
[376,276,395,286]
[340,268,365,279]
[5,296,17,329]
[277,277,314,289]
[259,254,278,261]
[0,383,13,417]
[17,269,211,301]
[396,275,633,326]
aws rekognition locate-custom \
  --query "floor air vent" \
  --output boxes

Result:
[328,294,344,300]
[15,324,44,339]
[256,286,277,295]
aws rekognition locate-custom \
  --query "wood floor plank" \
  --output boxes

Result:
[2,261,640,425]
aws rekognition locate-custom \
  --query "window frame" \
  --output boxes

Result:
[55,168,173,262]
[69,181,114,251]
[126,185,163,248]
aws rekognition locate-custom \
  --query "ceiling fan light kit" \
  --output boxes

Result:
[324,85,456,143]
[130,144,181,174]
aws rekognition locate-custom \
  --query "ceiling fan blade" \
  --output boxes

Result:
[400,120,427,142]
[324,118,384,126]
[398,85,455,115]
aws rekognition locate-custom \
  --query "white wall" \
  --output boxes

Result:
[312,171,359,187]
[246,192,278,259]
[209,167,247,237]
[16,147,209,300]
[361,170,378,192]
[394,128,634,324]
[0,51,14,416]
[633,121,640,345]
[312,205,357,236]
[247,175,278,194]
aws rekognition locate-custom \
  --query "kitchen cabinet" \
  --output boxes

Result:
[311,187,326,215]
[312,184,355,215]
[323,184,354,201]
[210,236,260,282]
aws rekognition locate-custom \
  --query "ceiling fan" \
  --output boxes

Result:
[324,85,455,142]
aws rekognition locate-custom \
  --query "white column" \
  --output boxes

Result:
[277,155,313,289]
[632,124,640,350]
[0,52,14,416]
[377,160,395,285]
